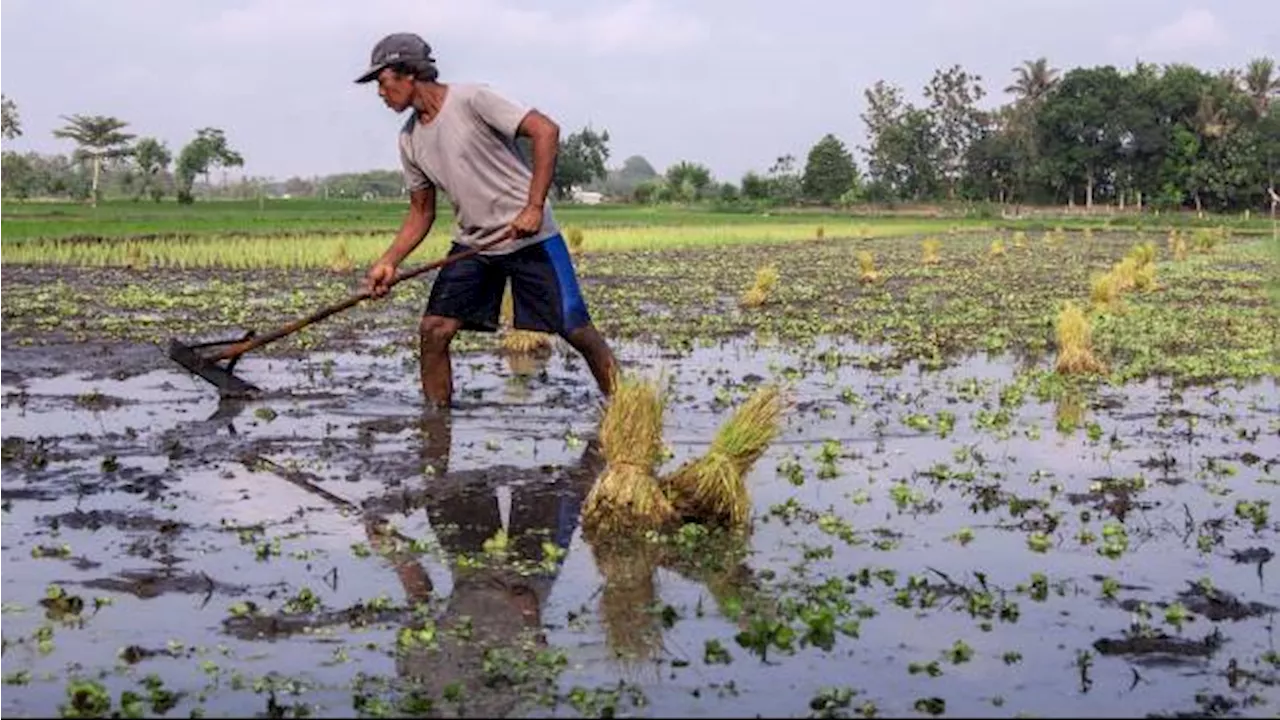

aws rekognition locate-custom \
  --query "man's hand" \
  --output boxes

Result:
[363,260,398,298]
[507,204,543,239]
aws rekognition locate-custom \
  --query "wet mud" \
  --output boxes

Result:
[3,234,1278,717]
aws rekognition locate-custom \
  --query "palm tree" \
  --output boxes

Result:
[1194,92,1229,140]
[52,114,136,206]
[1005,58,1060,104]
[1242,57,1280,116]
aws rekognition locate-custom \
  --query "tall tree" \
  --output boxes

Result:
[665,161,713,201]
[1242,57,1280,117]
[1036,66,1128,208]
[740,171,770,201]
[859,80,941,201]
[130,137,173,202]
[548,126,610,200]
[51,114,135,206]
[991,59,1061,206]
[1005,58,1060,104]
[801,134,859,204]
[766,154,802,204]
[175,127,243,203]
[1,95,20,140]
[925,64,988,198]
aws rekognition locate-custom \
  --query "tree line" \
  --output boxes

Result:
[858,57,1280,212]
[2,99,246,205]
[557,56,1279,213]
[3,54,1276,213]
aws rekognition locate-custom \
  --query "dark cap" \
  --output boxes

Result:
[354,33,435,84]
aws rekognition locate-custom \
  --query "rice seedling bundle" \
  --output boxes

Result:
[662,384,785,529]
[740,265,780,309]
[856,251,880,283]
[499,285,555,355]
[583,374,677,535]
[921,237,942,265]
[1054,301,1107,376]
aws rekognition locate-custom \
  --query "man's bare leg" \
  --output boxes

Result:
[419,315,464,408]
[563,323,618,397]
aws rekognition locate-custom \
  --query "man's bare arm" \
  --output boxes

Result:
[377,185,437,267]
[516,110,559,210]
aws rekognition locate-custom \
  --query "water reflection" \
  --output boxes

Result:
[362,411,603,716]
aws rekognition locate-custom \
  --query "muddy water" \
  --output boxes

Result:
[2,336,1277,718]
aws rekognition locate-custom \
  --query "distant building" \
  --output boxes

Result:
[570,187,605,205]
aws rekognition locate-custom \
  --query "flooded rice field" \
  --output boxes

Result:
[2,231,1278,717]
[2,333,1276,718]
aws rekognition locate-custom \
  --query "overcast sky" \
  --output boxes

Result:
[2,0,1276,183]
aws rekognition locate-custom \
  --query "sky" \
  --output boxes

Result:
[2,0,1276,184]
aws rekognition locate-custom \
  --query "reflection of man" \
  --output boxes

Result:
[364,412,604,717]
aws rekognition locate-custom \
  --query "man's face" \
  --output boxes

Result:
[376,69,415,112]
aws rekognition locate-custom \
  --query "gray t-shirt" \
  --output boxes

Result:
[398,83,560,255]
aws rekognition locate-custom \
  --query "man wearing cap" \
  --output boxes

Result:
[357,33,619,409]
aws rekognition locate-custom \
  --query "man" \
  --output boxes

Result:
[356,32,618,408]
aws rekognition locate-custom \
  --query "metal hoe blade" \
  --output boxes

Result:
[167,338,261,398]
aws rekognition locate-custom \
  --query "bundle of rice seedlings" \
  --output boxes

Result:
[503,351,547,379]
[921,237,942,265]
[566,226,586,255]
[816,225,825,240]
[502,329,555,355]
[1193,229,1219,254]
[856,251,880,283]
[1089,272,1125,313]
[1167,229,1179,253]
[1053,301,1107,376]
[1012,231,1028,250]
[124,244,147,271]
[499,284,516,326]
[662,384,785,529]
[1083,227,1095,244]
[582,373,677,535]
[740,265,780,309]
[989,238,1006,257]
[329,240,355,273]
[1111,257,1139,292]
[1126,241,1157,268]
[499,285,555,356]
[1173,235,1189,261]
[1133,262,1157,291]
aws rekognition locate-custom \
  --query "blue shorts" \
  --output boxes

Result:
[425,234,592,336]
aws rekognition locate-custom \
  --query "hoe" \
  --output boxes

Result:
[168,234,509,398]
